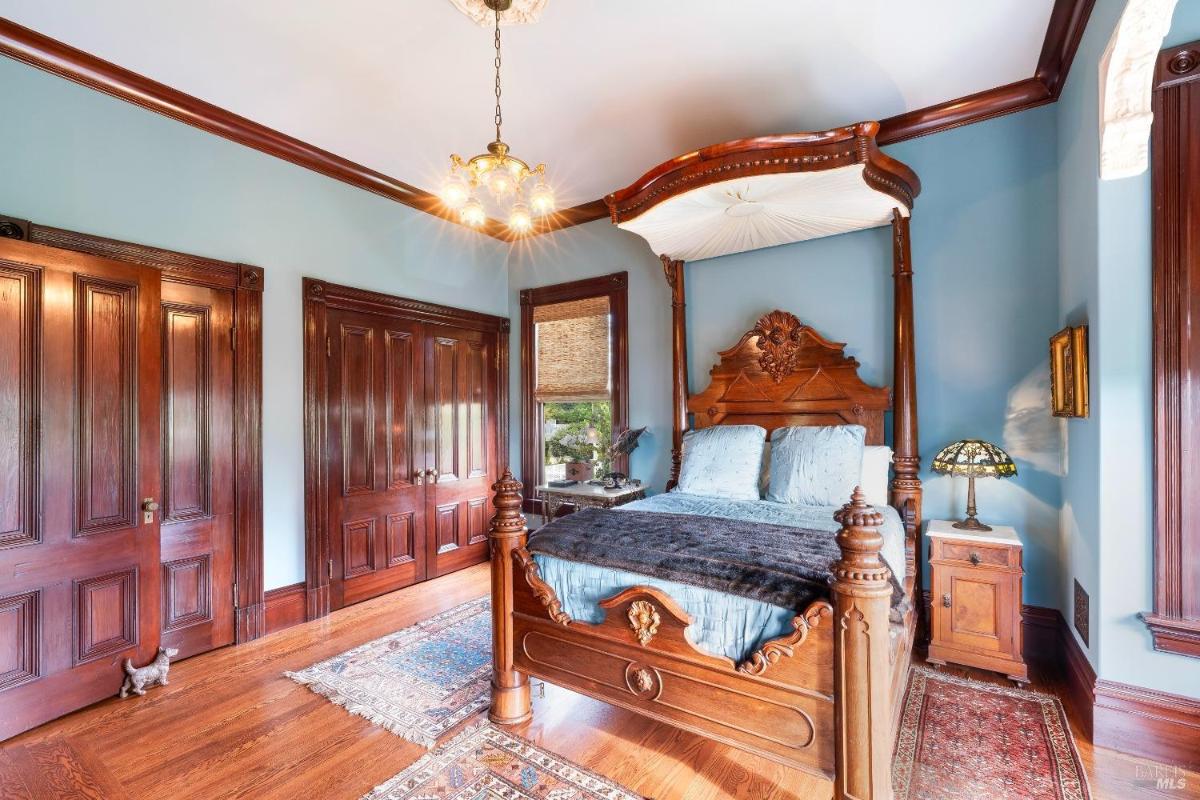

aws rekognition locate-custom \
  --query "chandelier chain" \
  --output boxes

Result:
[494,5,502,141]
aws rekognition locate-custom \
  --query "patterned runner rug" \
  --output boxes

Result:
[364,723,642,800]
[286,596,492,747]
[893,666,1091,800]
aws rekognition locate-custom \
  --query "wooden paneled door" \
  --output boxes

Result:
[426,325,496,578]
[0,237,162,739]
[327,308,428,609]
[306,278,507,616]
[159,281,236,658]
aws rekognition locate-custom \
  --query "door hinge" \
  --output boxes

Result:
[232,582,239,608]
[230,325,237,351]
[328,559,334,580]
[326,335,332,358]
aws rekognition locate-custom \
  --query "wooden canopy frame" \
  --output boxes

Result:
[488,127,922,799]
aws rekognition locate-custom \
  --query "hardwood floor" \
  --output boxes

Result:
[2,563,1196,799]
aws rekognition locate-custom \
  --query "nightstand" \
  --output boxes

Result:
[535,481,646,519]
[926,519,1028,684]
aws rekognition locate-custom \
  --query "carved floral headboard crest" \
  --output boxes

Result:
[687,310,891,444]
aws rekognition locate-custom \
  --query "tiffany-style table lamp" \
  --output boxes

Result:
[931,439,1018,532]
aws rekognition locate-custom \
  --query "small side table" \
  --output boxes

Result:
[926,519,1028,684]
[535,482,646,519]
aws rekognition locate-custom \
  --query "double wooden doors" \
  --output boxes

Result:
[325,303,499,610]
[0,236,240,739]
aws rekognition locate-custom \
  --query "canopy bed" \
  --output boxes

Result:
[487,121,922,800]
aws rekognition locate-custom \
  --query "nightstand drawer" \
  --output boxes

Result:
[931,538,1016,570]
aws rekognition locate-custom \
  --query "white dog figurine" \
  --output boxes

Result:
[120,646,179,698]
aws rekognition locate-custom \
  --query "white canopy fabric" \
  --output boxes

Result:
[616,165,910,262]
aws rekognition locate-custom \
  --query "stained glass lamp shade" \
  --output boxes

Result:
[931,439,1017,532]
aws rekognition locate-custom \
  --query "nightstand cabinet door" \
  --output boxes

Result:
[933,565,1015,656]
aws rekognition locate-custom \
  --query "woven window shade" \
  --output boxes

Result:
[534,296,611,401]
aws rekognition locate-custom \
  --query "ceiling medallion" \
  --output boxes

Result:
[440,0,555,233]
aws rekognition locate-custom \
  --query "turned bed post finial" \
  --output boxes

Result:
[488,468,532,725]
[832,487,893,800]
[661,254,688,490]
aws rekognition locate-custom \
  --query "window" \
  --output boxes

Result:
[520,273,628,513]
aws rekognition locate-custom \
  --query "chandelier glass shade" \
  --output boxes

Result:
[441,0,554,233]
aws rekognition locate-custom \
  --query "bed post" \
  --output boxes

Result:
[832,488,894,800]
[488,468,532,725]
[662,255,688,490]
[889,210,922,618]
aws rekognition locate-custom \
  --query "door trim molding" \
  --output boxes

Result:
[302,277,509,620]
[0,214,267,643]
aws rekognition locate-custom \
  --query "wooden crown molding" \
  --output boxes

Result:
[1,0,1094,239]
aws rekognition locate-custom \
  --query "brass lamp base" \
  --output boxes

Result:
[952,474,993,532]
[952,516,993,532]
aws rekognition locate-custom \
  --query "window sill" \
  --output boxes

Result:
[1140,612,1200,658]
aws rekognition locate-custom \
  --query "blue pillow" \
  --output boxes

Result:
[767,425,866,506]
[675,425,767,501]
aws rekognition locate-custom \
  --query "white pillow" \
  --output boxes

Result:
[767,425,866,506]
[861,446,893,507]
[675,425,767,501]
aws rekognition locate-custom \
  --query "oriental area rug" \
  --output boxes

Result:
[893,667,1091,800]
[363,722,642,800]
[286,596,493,747]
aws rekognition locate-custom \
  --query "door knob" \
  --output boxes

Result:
[941,593,952,608]
[142,499,160,512]
[413,470,424,486]
[426,468,439,482]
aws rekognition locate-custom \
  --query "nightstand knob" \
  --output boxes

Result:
[941,593,952,608]
[969,551,981,565]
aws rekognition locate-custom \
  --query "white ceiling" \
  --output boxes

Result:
[2,1,1055,209]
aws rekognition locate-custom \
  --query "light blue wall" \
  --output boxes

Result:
[511,105,1065,607]
[0,58,510,590]
[1056,0,1200,696]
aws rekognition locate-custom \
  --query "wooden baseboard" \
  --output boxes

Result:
[264,582,307,635]
[1094,680,1200,771]
[1058,616,1096,738]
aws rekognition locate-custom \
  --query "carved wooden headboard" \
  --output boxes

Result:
[687,311,891,444]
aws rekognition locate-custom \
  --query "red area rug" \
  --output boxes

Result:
[894,667,1090,800]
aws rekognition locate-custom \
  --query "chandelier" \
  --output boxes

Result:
[440,0,555,233]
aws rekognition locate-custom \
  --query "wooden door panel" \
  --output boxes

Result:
[385,330,418,490]
[385,512,416,567]
[328,309,426,609]
[431,336,461,483]
[159,282,234,660]
[162,555,211,632]
[0,263,38,549]
[162,303,209,521]
[339,323,375,496]
[0,237,161,741]
[0,590,39,692]
[427,326,496,577]
[75,275,138,536]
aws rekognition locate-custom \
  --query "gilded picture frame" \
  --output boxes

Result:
[1050,325,1089,418]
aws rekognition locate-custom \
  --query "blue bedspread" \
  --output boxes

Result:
[532,492,906,663]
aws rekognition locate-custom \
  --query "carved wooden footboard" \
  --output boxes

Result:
[488,470,904,799]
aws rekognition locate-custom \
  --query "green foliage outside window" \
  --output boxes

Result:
[543,401,613,475]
